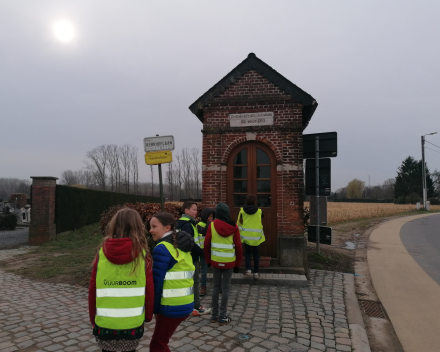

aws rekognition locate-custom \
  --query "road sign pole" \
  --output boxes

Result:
[315,136,320,255]
[158,163,164,212]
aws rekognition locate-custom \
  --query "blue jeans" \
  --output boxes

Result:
[244,243,260,273]
[200,255,207,287]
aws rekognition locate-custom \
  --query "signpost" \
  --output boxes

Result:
[303,131,337,254]
[144,135,174,211]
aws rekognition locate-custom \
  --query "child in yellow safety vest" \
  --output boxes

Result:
[237,194,265,279]
[88,208,154,352]
[149,212,196,352]
[204,203,243,325]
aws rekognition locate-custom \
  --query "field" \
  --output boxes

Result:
[306,202,440,224]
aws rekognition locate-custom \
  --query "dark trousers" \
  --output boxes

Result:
[150,314,188,352]
[211,267,233,318]
[244,243,260,273]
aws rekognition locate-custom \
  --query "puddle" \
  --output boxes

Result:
[344,241,356,250]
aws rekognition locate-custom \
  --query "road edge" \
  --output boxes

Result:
[344,273,371,352]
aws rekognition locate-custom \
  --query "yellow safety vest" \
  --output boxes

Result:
[196,221,206,249]
[210,223,236,264]
[238,208,265,246]
[158,242,195,307]
[95,249,146,330]
[178,216,203,248]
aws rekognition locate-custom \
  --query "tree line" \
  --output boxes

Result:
[332,156,440,204]
[0,178,31,201]
[60,144,201,201]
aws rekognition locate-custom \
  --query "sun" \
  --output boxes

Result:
[53,20,75,42]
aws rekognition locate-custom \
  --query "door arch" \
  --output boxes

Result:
[227,142,277,258]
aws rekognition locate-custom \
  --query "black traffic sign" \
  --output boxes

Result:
[303,132,337,159]
[308,226,332,245]
[305,158,331,196]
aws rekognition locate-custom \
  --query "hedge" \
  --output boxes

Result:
[55,185,160,233]
[0,214,17,230]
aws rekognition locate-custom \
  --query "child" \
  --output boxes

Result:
[176,201,211,316]
[149,212,195,352]
[196,207,215,296]
[88,208,154,352]
[204,202,242,325]
[237,194,265,279]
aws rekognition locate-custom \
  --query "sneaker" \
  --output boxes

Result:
[200,286,207,296]
[218,316,232,325]
[192,306,212,316]
[210,316,218,323]
[244,270,252,276]
[253,273,259,279]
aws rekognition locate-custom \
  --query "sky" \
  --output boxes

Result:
[1,1,440,190]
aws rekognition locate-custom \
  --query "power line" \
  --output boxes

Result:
[425,147,440,154]
[426,140,440,149]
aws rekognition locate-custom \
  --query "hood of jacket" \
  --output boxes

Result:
[243,205,259,215]
[200,208,215,223]
[212,218,237,237]
[102,238,136,265]
[215,203,235,227]
[159,231,194,252]
[176,215,196,229]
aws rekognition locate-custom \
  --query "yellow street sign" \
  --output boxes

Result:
[145,151,172,165]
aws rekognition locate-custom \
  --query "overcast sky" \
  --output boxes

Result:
[1,1,440,190]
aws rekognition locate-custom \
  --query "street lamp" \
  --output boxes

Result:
[421,132,437,209]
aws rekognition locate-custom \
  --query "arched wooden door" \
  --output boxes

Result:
[227,142,277,258]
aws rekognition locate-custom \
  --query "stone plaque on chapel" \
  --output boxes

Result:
[229,112,274,127]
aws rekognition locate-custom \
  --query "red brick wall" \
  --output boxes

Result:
[201,70,305,241]
[29,177,57,245]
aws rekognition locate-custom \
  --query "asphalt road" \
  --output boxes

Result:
[400,213,440,286]
[0,227,29,249]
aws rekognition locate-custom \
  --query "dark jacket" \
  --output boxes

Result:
[88,238,154,326]
[204,203,243,270]
[176,216,204,262]
[152,231,195,318]
[197,207,215,236]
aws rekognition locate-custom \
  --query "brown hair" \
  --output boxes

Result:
[245,194,257,205]
[181,201,197,215]
[151,212,179,257]
[100,208,151,274]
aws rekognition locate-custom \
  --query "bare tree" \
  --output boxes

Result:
[166,161,174,200]
[191,148,201,198]
[119,144,132,193]
[60,170,78,185]
[85,145,109,191]
[106,145,121,192]
[129,145,139,195]
[175,153,184,200]
[382,178,395,199]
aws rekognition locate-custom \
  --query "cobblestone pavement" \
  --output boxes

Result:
[0,227,29,249]
[0,248,352,352]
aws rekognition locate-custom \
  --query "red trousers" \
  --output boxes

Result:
[149,314,188,352]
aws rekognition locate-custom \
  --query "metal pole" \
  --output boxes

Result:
[158,163,164,212]
[315,136,320,254]
[421,136,426,209]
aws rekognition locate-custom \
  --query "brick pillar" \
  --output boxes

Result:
[29,177,57,245]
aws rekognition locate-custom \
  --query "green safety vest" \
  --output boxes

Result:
[158,241,195,307]
[178,216,203,248]
[210,223,236,264]
[95,248,146,330]
[238,208,265,246]
[196,221,206,249]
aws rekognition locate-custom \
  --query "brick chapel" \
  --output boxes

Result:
[189,53,318,270]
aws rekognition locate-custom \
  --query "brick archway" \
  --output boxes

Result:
[221,135,282,165]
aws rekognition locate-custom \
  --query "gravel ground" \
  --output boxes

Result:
[0,227,29,249]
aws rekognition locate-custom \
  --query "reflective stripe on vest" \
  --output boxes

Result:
[95,249,146,330]
[179,216,203,248]
[159,242,195,307]
[238,209,265,246]
[210,223,236,263]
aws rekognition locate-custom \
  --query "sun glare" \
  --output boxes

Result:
[53,20,75,42]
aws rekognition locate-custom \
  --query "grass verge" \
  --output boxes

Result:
[0,222,102,287]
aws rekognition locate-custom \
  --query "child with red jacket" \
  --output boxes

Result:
[88,208,154,352]
[204,202,242,325]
